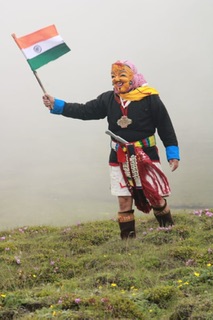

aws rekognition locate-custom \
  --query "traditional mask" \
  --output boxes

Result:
[111,63,134,94]
[111,60,147,94]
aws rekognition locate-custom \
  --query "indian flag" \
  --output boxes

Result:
[12,25,70,70]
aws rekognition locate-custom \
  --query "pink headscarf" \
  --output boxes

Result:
[113,60,147,89]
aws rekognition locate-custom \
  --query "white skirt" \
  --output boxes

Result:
[109,163,171,197]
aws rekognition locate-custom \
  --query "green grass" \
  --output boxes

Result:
[0,209,213,319]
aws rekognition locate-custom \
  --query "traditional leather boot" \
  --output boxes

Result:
[118,209,136,239]
[152,199,174,227]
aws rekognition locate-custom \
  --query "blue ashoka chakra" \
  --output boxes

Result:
[33,45,42,54]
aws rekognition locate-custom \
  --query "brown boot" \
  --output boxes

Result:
[118,209,136,239]
[153,199,174,227]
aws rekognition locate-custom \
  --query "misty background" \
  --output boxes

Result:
[1,0,213,230]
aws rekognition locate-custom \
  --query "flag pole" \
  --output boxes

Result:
[33,71,46,94]
[11,33,47,94]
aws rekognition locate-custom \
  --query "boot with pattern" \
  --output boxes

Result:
[118,209,136,239]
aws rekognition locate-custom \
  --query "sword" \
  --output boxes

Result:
[105,130,128,144]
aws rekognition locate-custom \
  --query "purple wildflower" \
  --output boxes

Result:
[75,298,81,304]
[205,211,213,217]
[193,210,202,216]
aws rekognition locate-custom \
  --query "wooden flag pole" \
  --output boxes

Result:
[33,71,47,94]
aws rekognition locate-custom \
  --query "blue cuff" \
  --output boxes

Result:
[50,99,65,114]
[166,146,180,161]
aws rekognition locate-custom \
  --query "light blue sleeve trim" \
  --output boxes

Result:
[166,146,180,161]
[50,99,65,114]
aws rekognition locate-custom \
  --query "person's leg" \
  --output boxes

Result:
[117,196,136,239]
[143,160,174,227]
[118,195,133,212]
[151,197,174,227]
[110,165,136,239]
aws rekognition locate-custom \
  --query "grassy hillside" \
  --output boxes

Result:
[0,209,213,319]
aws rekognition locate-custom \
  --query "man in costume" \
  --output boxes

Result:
[42,60,180,239]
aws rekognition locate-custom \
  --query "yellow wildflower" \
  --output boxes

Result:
[111,283,117,287]
[194,272,200,277]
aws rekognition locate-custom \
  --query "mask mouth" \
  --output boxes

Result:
[114,81,123,88]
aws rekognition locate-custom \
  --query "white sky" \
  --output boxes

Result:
[1,0,213,229]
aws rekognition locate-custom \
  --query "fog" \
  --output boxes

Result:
[1,0,213,230]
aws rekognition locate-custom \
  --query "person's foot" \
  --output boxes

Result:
[118,210,136,239]
[120,221,136,239]
[153,200,174,227]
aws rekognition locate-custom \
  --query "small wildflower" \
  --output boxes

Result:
[194,272,200,277]
[1,294,6,298]
[111,283,117,287]
[177,279,183,283]
[33,274,36,278]
[0,236,6,241]
[50,261,55,266]
[205,211,213,217]
[184,282,189,285]
[15,258,21,265]
[75,298,81,304]
[207,263,211,267]
[5,248,10,251]
[193,210,202,216]
[121,290,125,294]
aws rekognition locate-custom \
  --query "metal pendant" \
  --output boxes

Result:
[117,115,132,128]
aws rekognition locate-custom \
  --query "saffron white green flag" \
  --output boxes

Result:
[12,25,70,70]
